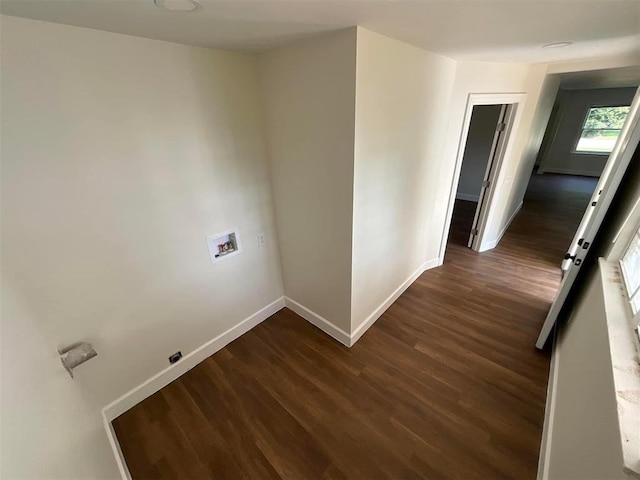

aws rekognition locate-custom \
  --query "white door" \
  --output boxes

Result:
[468,105,508,248]
[536,88,640,349]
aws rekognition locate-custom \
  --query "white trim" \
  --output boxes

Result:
[103,413,131,480]
[570,103,631,156]
[438,92,527,264]
[100,257,445,477]
[284,297,351,347]
[455,192,480,202]
[540,168,602,177]
[286,258,441,348]
[102,296,286,479]
[599,260,640,477]
[478,200,523,252]
[469,104,509,250]
[610,192,640,289]
[102,297,285,422]
[350,258,440,345]
[472,100,526,252]
[537,328,560,480]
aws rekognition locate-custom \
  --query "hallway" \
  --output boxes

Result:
[112,174,598,479]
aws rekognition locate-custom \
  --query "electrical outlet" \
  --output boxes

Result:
[258,233,266,247]
[169,351,182,364]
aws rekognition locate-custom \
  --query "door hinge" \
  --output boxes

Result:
[496,122,506,132]
[482,180,490,188]
[471,228,479,235]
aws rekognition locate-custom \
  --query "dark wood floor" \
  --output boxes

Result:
[113,173,598,479]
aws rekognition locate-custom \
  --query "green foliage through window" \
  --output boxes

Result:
[583,106,629,129]
[575,105,630,153]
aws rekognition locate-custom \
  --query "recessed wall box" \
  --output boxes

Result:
[206,229,242,264]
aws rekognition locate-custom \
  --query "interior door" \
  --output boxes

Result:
[468,105,508,248]
[560,127,627,272]
[536,88,640,349]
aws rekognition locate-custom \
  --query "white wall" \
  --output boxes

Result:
[440,56,640,256]
[539,87,637,177]
[351,28,456,330]
[456,105,503,201]
[1,15,283,478]
[436,61,549,256]
[4,16,636,478]
[529,74,563,164]
[539,129,640,479]
[1,285,121,479]
[544,272,626,480]
[541,150,640,480]
[259,29,357,333]
[503,67,560,230]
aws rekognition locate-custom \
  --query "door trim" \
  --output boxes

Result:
[468,104,508,250]
[438,92,527,262]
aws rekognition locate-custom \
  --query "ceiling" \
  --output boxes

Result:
[1,0,639,63]
[560,66,640,89]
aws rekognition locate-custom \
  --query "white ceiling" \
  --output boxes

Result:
[1,0,639,63]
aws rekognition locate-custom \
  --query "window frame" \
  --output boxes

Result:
[572,104,631,156]
[619,225,640,316]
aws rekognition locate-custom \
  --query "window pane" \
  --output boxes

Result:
[583,106,630,129]
[631,292,640,315]
[621,233,640,301]
[575,106,630,154]
[576,129,621,153]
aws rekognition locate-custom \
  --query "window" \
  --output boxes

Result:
[620,224,640,315]
[575,105,630,154]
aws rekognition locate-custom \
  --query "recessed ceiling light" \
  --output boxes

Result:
[154,0,202,12]
[543,41,573,49]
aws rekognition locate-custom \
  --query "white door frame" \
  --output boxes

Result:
[468,104,509,250]
[438,92,527,262]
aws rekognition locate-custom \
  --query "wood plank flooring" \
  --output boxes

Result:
[113,173,598,479]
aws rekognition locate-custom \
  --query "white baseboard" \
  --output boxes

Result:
[479,200,523,252]
[350,258,440,346]
[498,200,523,243]
[424,257,441,270]
[286,259,440,348]
[101,258,443,477]
[284,296,351,347]
[541,168,601,178]
[101,296,286,479]
[102,296,285,421]
[537,329,560,480]
[456,192,480,202]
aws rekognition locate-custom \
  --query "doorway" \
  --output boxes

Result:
[440,93,526,261]
[449,104,505,249]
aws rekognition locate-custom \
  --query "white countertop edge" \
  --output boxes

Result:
[599,258,640,479]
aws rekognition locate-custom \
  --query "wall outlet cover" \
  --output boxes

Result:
[169,351,183,364]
